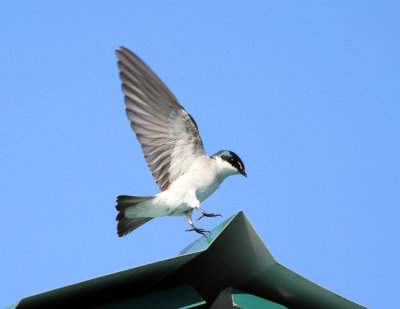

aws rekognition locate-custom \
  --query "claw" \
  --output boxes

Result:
[186,227,210,236]
[196,212,222,221]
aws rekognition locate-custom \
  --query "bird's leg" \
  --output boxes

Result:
[196,207,222,221]
[186,223,209,236]
[184,210,209,236]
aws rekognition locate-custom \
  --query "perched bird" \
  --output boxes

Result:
[115,47,247,237]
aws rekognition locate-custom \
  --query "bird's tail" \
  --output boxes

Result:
[116,195,154,237]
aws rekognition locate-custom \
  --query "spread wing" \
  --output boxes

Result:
[116,47,206,192]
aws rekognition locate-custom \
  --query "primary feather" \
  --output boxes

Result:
[116,47,205,191]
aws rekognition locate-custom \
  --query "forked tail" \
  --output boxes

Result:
[116,195,153,237]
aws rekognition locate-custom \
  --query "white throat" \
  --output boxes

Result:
[214,156,240,179]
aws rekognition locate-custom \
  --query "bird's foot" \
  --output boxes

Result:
[196,212,222,221]
[186,227,209,236]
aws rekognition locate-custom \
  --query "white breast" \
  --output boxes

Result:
[145,156,234,217]
[167,156,222,202]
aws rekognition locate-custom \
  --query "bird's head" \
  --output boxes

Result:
[211,150,247,178]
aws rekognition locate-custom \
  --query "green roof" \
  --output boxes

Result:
[8,211,367,309]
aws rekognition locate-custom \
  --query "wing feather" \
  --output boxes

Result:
[116,47,206,191]
[125,97,167,122]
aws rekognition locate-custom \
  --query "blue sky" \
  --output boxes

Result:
[1,2,399,308]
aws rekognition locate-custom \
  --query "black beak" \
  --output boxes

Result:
[241,170,247,177]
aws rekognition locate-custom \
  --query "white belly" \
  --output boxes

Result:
[195,175,223,202]
[168,157,223,202]
[126,156,226,218]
